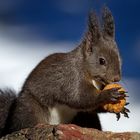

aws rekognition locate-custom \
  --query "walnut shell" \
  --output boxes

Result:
[103,83,126,113]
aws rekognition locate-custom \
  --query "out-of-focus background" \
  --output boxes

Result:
[0,0,139,132]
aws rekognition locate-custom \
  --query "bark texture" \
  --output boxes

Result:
[0,124,139,140]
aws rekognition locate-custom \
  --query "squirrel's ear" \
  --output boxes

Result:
[84,11,101,53]
[102,7,115,38]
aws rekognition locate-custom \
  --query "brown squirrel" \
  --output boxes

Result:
[0,7,129,137]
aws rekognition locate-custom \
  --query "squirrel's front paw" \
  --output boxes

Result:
[100,87,126,103]
[98,83,130,120]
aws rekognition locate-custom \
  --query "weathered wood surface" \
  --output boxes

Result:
[0,124,140,140]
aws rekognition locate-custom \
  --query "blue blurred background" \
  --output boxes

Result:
[0,0,139,132]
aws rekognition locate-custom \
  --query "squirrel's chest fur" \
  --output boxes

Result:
[39,80,100,125]
[47,104,78,124]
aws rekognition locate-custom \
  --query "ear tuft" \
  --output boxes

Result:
[102,6,115,38]
[87,11,101,43]
[83,11,101,55]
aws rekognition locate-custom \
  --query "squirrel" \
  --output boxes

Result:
[0,7,129,137]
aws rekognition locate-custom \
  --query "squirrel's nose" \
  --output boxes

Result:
[113,76,121,82]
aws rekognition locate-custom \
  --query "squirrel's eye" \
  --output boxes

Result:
[99,58,106,65]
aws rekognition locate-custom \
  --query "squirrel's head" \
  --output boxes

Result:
[82,7,121,89]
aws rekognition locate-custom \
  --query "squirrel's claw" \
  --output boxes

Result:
[121,107,130,118]
[125,102,130,106]
[116,113,120,121]
[123,107,130,113]
[116,107,130,121]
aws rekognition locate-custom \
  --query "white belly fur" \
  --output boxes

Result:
[48,104,77,125]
